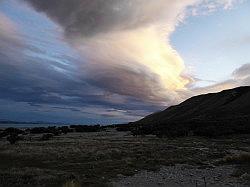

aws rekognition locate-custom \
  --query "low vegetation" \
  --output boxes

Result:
[40,133,54,141]
[70,125,101,132]
[7,133,23,144]
[0,128,249,186]
[130,86,250,138]
[221,153,250,164]
[130,120,250,138]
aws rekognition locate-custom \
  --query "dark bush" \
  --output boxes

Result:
[4,128,24,135]
[131,125,155,136]
[7,133,22,144]
[47,126,60,136]
[116,126,131,132]
[30,127,48,134]
[153,123,189,138]
[130,118,250,138]
[30,126,61,135]
[70,125,101,132]
[131,123,191,137]
[40,133,54,141]
[116,124,133,132]
[58,126,73,134]
[0,131,8,138]
[0,128,24,139]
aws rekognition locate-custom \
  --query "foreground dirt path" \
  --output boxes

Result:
[112,164,249,187]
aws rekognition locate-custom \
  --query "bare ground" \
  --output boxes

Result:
[112,165,249,187]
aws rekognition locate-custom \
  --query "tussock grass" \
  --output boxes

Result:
[222,153,250,164]
[0,130,249,186]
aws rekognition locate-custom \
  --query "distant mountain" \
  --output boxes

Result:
[0,121,34,124]
[0,120,54,125]
[132,86,250,137]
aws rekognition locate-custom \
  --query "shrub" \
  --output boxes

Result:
[7,133,22,144]
[40,133,54,141]
[130,119,250,138]
[70,125,101,132]
[30,126,61,135]
[0,131,8,138]
[47,126,60,136]
[58,126,72,134]
[1,128,24,139]
[116,126,132,132]
[222,153,250,164]
[4,128,24,135]
[30,127,48,134]
[131,125,155,136]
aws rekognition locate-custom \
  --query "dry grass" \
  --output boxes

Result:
[222,153,250,164]
[0,130,249,186]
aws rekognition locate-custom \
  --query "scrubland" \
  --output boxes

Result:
[0,128,249,186]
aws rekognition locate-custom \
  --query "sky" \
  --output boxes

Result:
[0,0,249,124]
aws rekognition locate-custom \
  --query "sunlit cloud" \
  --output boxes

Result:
[0,12,16,36]
[23,0,243,107]
[0,0,247,123]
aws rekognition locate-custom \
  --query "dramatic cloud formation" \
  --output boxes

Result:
[0,0,247,123]
[25,0,240,107]
[24,0,200,106]
[24,0,193,37]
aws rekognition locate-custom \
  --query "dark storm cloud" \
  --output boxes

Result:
[1,1,196,123]
[1,58,156,111]
[2,0,246,123]
[0,58,155,123]
[24,0,166,38]
[0,39,158,117]
[23,0,196,106]
[84,64,170,104]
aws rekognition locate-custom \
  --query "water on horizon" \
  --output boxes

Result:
[0,123,62,128]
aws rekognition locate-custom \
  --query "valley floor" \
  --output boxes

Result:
[0,129,249,186]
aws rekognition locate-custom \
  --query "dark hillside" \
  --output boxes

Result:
[132,86,250,137]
